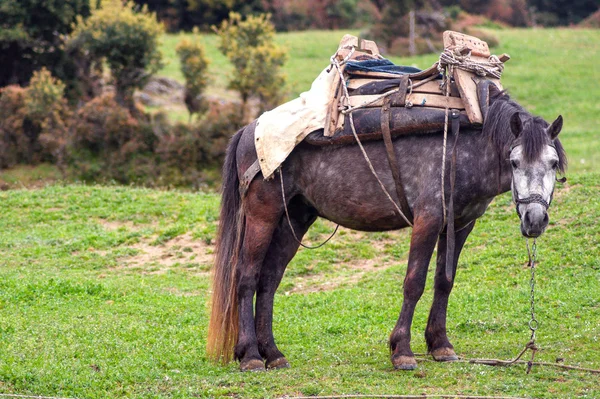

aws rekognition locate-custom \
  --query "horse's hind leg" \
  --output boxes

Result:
[425,221,475,361]
[255,198,317,369]
[389,213,442,370]
[234,190,282,372]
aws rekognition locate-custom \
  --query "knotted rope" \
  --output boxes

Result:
[439,47,505,79]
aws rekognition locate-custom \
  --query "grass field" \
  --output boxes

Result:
[1,28,599,398]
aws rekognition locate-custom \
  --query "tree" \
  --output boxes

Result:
[367,0,420,49]
[186,0,264,30]
[528,0,598,26]
[176,31,210,121]
[214,12,287,120]
[0,0,91,97]
[68,0,165,111]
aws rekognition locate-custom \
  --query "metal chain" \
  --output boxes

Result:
[526,238,539,339]
[523,238,539,373]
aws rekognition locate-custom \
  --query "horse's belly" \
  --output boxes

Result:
[298,168,410,231]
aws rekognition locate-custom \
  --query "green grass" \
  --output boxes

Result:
[1,28,599,398]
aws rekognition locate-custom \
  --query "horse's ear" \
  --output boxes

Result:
[548,115,563,140]
[510,112,522,138]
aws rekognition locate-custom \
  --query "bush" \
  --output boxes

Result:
[68,0,165,111]
[154,100,243,188]
[66,94,241,188]
[0,86,29,168]
[25,69,71,168]
[68,93,157,184]
[176,31,210,121]
[0,69,70,169]
[215,12,287,120]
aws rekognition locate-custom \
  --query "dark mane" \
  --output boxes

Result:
[483,91,567,173]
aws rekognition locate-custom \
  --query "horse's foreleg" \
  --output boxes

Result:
[234,209,280,372]
[425,221,475,361]
[390,214,441,370]
[255,204,317,369]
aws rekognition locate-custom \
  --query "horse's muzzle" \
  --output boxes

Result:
[520,206,549,238]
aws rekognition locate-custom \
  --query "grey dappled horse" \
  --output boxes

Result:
[207,87,566,371]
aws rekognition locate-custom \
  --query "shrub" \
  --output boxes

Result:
[25,68,71,168]
[0,86,29,168]
[155,100,243,188]
[68,93,157,184]
[68,0,165,111]
[214,12,287,120]
[0,69,70,169]
[66,94,241,188]
[176,31,210,121]
[24,69,66,120]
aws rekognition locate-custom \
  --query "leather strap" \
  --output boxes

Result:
[445,110,461,282]
[389,75,409,107]
[381,96,413,223]
[240,159,261,198]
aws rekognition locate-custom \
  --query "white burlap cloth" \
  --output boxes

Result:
[254,65,337,179]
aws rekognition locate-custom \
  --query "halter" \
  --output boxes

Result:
[514,193,550,219]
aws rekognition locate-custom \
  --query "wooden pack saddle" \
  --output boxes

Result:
[305,31,509,147]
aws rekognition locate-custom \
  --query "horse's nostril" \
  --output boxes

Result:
[543,212,549,225]
[524,212,531,226]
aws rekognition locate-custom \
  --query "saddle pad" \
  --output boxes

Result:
[345,59,423,75]
[254,66,338,179]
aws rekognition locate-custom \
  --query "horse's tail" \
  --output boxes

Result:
[207,127,246,363]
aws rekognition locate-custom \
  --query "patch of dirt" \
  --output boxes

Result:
[99,220,408,290]
[120,232,214,275]
[98,219,138,231]
[288,228,409,294]
[287,258,389,295]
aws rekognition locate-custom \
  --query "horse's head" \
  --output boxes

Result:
[508,113,565,237]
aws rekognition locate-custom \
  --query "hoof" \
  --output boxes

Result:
[266,357,290,370]
[430,347,458,362]
[240,358,266,372]
[392,355,418,370]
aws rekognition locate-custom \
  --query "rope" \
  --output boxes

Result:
[413,356,600,374]
[341,88,400,115]
[279,168,339,249]
[439,66,451,226]
[439,48,504,79]
[347,112,413,226]
[330,50,413,227]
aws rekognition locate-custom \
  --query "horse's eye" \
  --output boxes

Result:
[552,160,559,170]
[511,160,519,169]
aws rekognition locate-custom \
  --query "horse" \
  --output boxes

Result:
[206,86,567,372]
